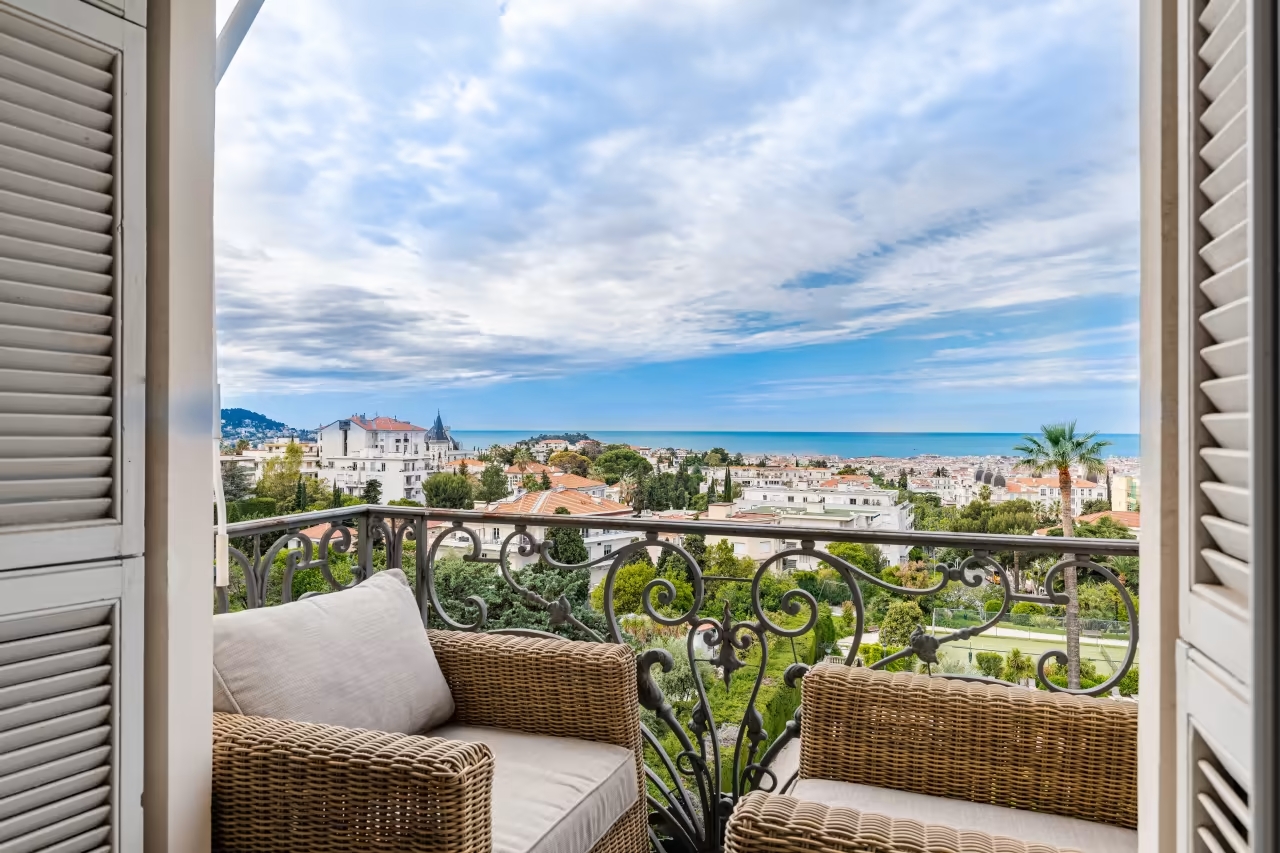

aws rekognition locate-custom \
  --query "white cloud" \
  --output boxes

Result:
[214,0,1139,394]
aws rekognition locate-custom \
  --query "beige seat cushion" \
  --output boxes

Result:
[792,778,1137,853]
[431,724,637,853]
[213,569,454,734]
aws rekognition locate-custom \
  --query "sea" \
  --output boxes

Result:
[450,431,1140,459]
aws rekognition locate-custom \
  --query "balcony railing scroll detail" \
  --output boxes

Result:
[214,505,1140,853]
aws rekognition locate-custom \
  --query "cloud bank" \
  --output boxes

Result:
[214,0,1139,396]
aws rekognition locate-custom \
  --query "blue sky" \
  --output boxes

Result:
[214,0,1139,433]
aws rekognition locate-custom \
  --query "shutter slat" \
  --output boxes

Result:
[1203,375,1248,412]
[0,767,108,824]
[0,458,108,481]
[0,499,110,526]
[0,168,109,214]
[1200,259,1248,307]
[0,479,111,504]
[0,101,109,156]
[1199,0,1244,64]
[1199,220,1248,272]
[1201,70,1245,135]
[0,281,110,315]
[0,348,111,377]
[0,394,110,416]
[0,146,109,195]
[0,326,109,356]
[0,688,109,735]
[2,304,111,335]
[0,191,110,235]
[0,372,110,397]
[1200,182,1247,239]
[0,258,109,294]
[0,648,109,691]
[0,628,108,668]
[0,790,108,846]
[0,708,108,756]
[1201,448,1248,488]
[0,235,109,274]
[1200,143,1246,204]
[1202,549,1250,596]
[0,416,110,437]
[0,34,107,92]
[1202,338,1247,377]
[0,748,109,800]
[0,671,109,714]
[0,610,109,647]
[0,438,110,460]
[1200,107,1245,170]
[0,56,110,113]
[1199,29,1245,100]
[1201,759,1252,832]
[1203,412,1248,449]
[0,212,109,255]
[1201,297,1247,344]
[1200,0,1238,31]
[1202,482,1249,524]
[0,16,112,73]
[0,123,111,174]
[0,79,110,134]
[1198,792,1251,853]
[35,828,109,853]
[1203,516,1250,562]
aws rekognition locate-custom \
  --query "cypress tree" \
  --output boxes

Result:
[295,476,307,512]
[723,467,733,501]
[707,479,718,503]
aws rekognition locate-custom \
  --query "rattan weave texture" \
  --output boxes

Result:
[799,665,1138,828]
[212,712,494,852]
[429,630,648,853]
[725,791,1065,853]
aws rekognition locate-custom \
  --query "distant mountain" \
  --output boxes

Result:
[221,408,314,443]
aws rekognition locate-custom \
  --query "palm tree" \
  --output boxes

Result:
[1014,422,1112,689]
[511,447,535,474]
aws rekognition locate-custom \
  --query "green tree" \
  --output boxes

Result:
[294,476,307,512]
[975,652,1005,679]
[329,482,343,509]
[360,478,382,505]
[1004,648,1036,684]
[220,460,253,502]
[1015,422,1112,689]
[548,451,592,476]
[423,472,473,508]
[706,479,719,503]
[510,447,535,473]
[703,539,756,612]
[432,556,605,640]
[476,463,511,503]
[1080,497,1112,514]
[723,467,733,501]
[540,471,553,491]
[880,600,924,647]
[387,498,423,507]
[256,440,326,512]
[543,506,588,564]
[591,448,652,485]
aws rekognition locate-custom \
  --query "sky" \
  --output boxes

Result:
[214,0,1140,433]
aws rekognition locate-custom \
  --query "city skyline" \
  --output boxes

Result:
[215,1,1139,432]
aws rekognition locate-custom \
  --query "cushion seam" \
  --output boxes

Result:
[527,749,636,853]
[212,661,243,715]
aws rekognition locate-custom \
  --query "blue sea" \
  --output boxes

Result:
[450,431,1140,459]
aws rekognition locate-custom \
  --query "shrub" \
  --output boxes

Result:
[975,652,1005,679]
[1011,601,1045,616]
[880,600,924,647]
[983,599,1002,613]
[1116,666,1140,697]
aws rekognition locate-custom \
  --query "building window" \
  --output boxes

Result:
[787,496,794,503]
[603,545,613,556]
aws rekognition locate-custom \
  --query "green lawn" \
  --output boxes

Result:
[927,629,1132,677]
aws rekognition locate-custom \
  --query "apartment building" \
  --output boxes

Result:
[316,413,469,502]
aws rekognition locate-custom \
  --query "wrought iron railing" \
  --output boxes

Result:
[213,504,1140,853]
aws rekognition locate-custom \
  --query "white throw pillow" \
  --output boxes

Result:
[212,568,455,734]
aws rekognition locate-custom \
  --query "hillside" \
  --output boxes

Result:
[221,408,314,442]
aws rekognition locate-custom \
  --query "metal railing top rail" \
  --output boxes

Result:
[220,503,1140,556]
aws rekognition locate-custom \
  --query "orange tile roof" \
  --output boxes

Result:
[451,458,489,470]
[505,462,555,475]
[1078,510,1141,528]
[486,490,631,516]
[349,415,426,431]
[548,471,607,489]
[1008,477,1100,491]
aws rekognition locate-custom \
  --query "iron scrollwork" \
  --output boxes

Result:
[215,505,1139,852]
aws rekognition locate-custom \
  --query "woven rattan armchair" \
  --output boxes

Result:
[212,631,648,853]
[726,664,1138,853]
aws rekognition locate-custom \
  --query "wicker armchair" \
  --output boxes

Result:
[212,631,647,853]
[726,664,1138,853]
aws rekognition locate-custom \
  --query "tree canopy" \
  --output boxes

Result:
[591,448,653,485]
[476,463,510,503]
[423,472,473,508]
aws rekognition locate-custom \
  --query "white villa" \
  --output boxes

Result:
[315,413,470,502]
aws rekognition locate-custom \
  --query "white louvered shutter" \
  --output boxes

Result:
[1178,0,1275,851]
[0,0,143,571]
[0,1,145,851]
